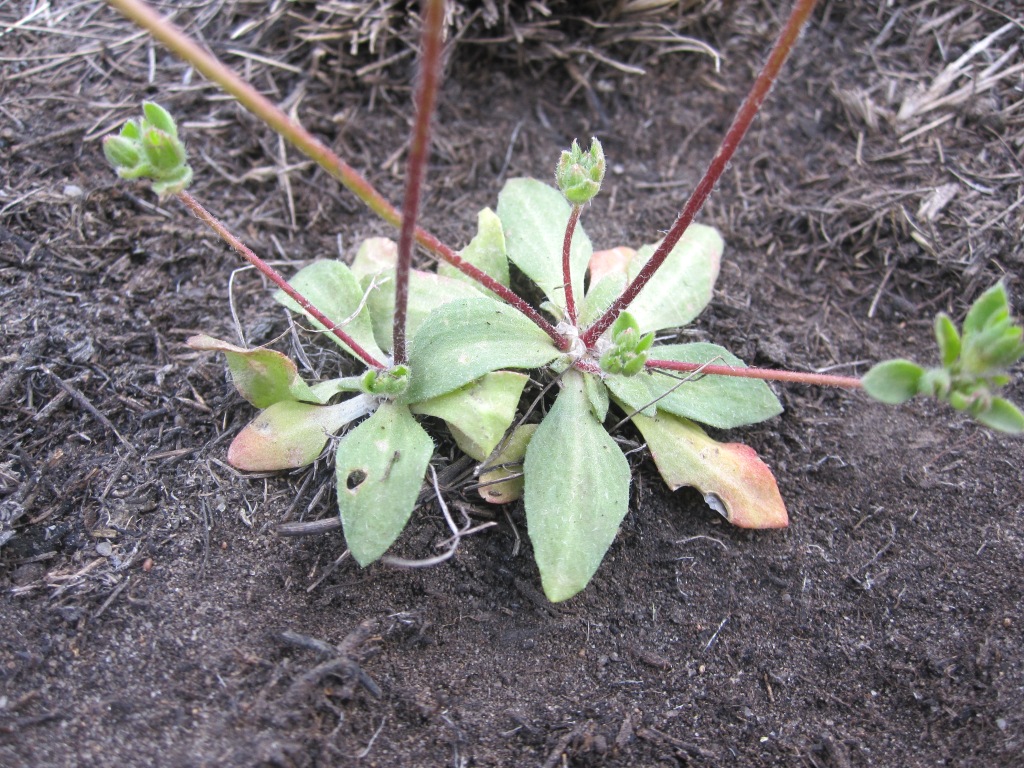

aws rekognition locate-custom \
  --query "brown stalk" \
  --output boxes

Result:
[581,0,821,347]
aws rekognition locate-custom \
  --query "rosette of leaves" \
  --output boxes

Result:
[188,219,535,567]
[862,283,1024,434]
[390,177,789,601]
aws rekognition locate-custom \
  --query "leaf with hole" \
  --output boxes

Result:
[335,401,434,566]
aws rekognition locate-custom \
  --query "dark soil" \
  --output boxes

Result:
[2,2,1023,766]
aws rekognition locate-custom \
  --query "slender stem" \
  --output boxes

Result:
[104,0,567,349]
[562,205,582,326]
[580,0,820,347]
[645,358,862,389]
[176,191,387,370]
[392,0,446,365]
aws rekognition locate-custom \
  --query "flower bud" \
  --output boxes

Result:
[103,135,142,172]
[556,138,605,205]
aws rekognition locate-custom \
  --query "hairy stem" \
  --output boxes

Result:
[562,205,582,326]
[581,0,820,347]
[393,0,445,365]
[177,191,387,370]
[645,358,862,389]
[105,0,567,349]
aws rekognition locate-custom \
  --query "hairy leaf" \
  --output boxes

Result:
[403,297,561,403]
[438,207,510,293]
[227,396,376,471]
[351,236,486,351]
[478,423,536,504]
[648,343,783,428]
[583,373,610,421]
[625,225,722,333]
[273,260,385,362]
[605,373,659,418]
[497,178,592,314]
[862,359,925,405]
[187,334,323,407]
[631,411,788,529]
[580,272,627,327]
[524,370,631,602]
[975,397,1024,434]
[411,371,528,460]
[335,401,434,566]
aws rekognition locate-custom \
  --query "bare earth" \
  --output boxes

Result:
[1,2,1022,766]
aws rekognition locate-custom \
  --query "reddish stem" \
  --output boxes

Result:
[645,358,862,389]
[104,0,567,349]
[392,0,445,366]
[581,0,820,347]
[176,191,387,370]
[562,205,582,325]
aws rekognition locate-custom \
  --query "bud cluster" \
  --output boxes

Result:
[599,312,654,377]
[103,102,193,197]
[360,365,411,397]
[555,138,605,205]
[862,282,1024,433]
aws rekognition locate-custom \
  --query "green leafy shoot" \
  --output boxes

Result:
[863,283,1024,433]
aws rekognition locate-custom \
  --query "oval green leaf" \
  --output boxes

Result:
[403,297,561,403]
[862,359,925,405]
[625,224,722,334]
[273,260,385,362]
[187,334,323,407]
[497,178,592,314]
[648,343,783,429]
[335,401,434,566]
[524,370,631,602]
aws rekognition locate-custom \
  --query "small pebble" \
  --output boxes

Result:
[63,184,83,198]
[142,558,153,572]
[96,541,113,557]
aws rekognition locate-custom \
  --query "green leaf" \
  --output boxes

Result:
[524,370,631,602]
[411,371,528,460]
[605,373,659,418]
[187,334,324,407]
[963,282,1009,336]
[335,401,434,566]
[349,236,486,351]
[625,224,722,334]
[273,260,385,363]
[579,272,626,327]
[974,398,1024,434]
[227,395,376,471]
[438,207,510,293]
[477,423,536,504]
[862,359,925,404]
[403,297,561,403]
[583,373,610,421]
[496,178,592,314]
[631,410,788,529]
[934,314,961,367]
[648,343,783,429]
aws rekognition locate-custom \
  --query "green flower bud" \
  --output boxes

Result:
[360,365,410,397]
[103,103,193,197]
[103,135,142,172]
[555,138,605,205]
[142,102,178,137]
